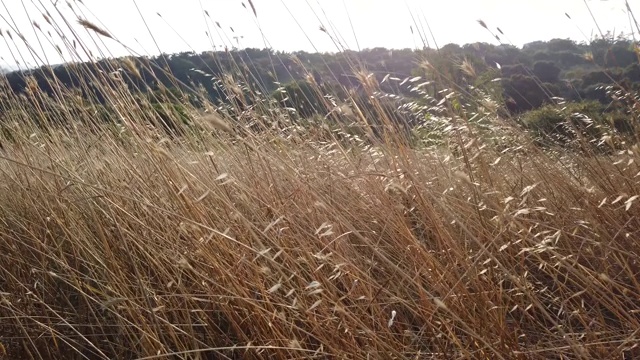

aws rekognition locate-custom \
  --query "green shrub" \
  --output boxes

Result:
[581,83,611,103]
[520,100,610,145]
[272,80,332,119]
[152,102,192,135]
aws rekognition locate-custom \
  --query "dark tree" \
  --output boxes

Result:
[550,51,588,67]
[532,51,551,61]
[533,61,561,83]
[272,80,329,118]
[605,44,639,68]
[502,74,551,113]
[546,38,579,52]
[624,63,640,82]
[582,70,620,88]
[581,84,610,103]
[501,64,529,78]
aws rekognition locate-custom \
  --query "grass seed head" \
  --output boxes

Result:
[77,18,112,39]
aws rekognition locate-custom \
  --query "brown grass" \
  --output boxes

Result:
[0,2,639,360]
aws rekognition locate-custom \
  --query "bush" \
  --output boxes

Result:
[500,64,529,77]
[624,63,640,82]
[502,74,550,113]
[581,83,611,103]
[581,69,620,88]
[272,80,331,118]
[550,51,589,67]
[533,61,561,83]
[152,102,192,135]
[520,100,610,145]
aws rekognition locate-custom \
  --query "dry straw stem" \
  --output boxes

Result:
[247,0,258,17]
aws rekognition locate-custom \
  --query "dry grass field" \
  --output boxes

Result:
[0,2,639,359]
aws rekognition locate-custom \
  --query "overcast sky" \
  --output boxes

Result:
[0,0,636,69]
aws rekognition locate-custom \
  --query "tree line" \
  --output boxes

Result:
[1,34,638,127]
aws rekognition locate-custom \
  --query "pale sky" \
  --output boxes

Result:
[0,0,636,69]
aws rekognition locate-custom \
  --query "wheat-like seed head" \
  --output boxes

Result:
[198,113,233,133]
[77,19,112,39]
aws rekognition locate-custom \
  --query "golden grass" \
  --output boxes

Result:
[0,2,639,359]
[1,100,639,359]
